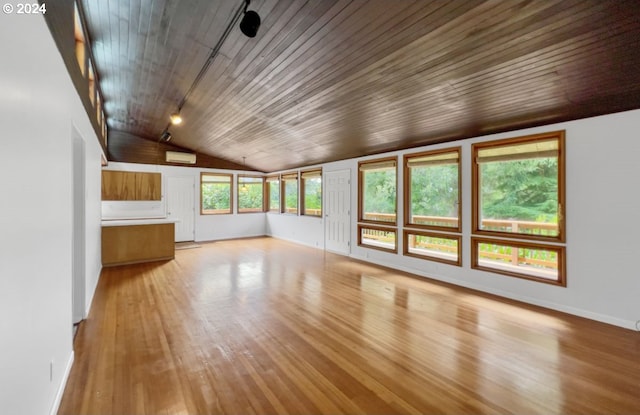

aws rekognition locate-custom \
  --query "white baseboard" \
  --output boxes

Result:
[49,351,74,415]
[266,234,324,250]
[84,266,102,319]
[195,233,267,243]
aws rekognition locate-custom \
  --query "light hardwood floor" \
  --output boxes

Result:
[59,237,640,414]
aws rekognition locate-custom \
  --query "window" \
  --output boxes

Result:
[358,157,397,252]
[96,94,102,128]
[473,131,565,241]
[101,110,107,144]
[472,131,566,284]
[358,157,397,224]
[266,176,280,212]
[74,1,107,146]
[201,173,232,214]
[359,225,397,253]
[74,3,86,76]
[404,148,460,232]
[301,169,322,216]
[281,172,298,214]
[88,63,95,106]
[102,116,108,146]
[404,230,461,266]
[237,176,264,213]
[403,148,461,265]
[472,237,565,285]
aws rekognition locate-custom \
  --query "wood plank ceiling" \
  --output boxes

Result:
[82,0,640,172]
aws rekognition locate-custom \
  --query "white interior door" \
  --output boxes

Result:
[324,169,351,255]
[167,176,195,242]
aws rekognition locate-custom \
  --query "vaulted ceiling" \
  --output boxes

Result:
[82,0,640,172]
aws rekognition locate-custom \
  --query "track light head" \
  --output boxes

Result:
[240,10,260,38]
[160,131,172,142]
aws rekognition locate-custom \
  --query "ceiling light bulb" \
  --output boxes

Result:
[170,113,183,125]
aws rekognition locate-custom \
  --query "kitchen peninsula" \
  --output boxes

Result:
[101,218,176,266]
[100,169,175,266]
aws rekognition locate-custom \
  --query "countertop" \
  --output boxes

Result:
[101,218,179,227]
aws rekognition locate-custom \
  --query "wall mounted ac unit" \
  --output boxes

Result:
[166,151,196,164]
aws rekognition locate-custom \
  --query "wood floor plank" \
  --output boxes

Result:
[58,237,640,414]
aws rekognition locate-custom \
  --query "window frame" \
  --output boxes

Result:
[237,175,265,214]
[266,175,280,213]
[471,236,566,286]
[404,147,461,233]
[472,131,566,243]
[358,156,398,226]
[102,115,108,145]
[281,172,299,215]
[88,62,96,106]
[200,172,233,215]
[403,230,461,267]
[96,93,102,129]
[300,169,322,217]
[74,2,86,77]
[358,224,398,253]
[74,1,107,146]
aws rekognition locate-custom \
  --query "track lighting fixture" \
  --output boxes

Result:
[160,130,172,142]
[161,0,259,143]
[240,0,260,38]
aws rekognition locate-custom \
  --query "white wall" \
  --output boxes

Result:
[84,137,103,314]
[267,110,640,330]
[266,214,324,249]
[0,10,103,415]
[103,162,267,241]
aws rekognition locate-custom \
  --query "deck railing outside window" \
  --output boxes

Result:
[362,213,560,272]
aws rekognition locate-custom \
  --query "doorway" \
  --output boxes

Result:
[167,176,196,242]
[324,169,351,255]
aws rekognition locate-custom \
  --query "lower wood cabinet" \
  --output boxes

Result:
[102,223,174,266]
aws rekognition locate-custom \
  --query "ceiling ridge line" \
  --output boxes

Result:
[161,0,247,141]
[177,0,247,112]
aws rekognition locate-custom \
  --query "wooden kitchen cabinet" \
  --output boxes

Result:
[134,172,161,200]
[102,222,174,266]
[102,170,161,201]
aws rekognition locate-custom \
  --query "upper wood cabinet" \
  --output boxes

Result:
[102,171,161,201]
[134,172,161,200]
